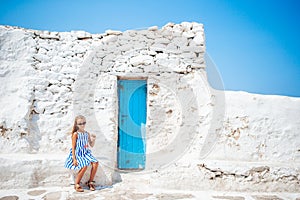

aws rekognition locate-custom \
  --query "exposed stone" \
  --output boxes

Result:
[181,22,193,31]
[71,30,92,40]
[182,31,195,38]
[38,33,60,40]
[27,189,47,196]
[149,43,167,52]
[102,34,118,43]
[148,26,158,31]
[252,195,283,200]
[105,29,123,35]
[155,193,195,200]
[42,192,61,200]
[129,55,153,66]
[212,196,245,200]
[0,196,19,200]
[193,32,204,45]
[154,37,170,44]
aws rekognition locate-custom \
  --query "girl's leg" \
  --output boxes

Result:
[75,166,88,184]
[89,162,99,182]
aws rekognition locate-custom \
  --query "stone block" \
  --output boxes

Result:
[148,26,158,31]
[154,37,170,44]
[130,55,153,66]
[193,32,204,45]
[122,30,137,37]
[71,30,92,40]
[33,53,50,63]
[39,33,60,40]
[181,22,193,31]
[105,29,123,35]
[182,31,195,38]
[102,35,118,43]
[149,43,167,52]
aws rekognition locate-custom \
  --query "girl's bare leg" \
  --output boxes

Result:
[75,166,88,184]
[89,162,99,182]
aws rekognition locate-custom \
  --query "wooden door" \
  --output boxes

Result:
[117,80,147,169]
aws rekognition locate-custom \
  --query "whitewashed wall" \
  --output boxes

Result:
[0,22,299,192]
[0,22,207,188]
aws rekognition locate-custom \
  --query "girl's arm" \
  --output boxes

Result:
[72,132,78,166]
[88,132,96,147]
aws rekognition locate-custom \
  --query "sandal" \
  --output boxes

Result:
[74,183,84,192]
[86,181,96,191]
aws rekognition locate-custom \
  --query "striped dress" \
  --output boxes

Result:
[65,131,98,170]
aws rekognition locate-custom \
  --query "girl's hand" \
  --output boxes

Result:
[88,133,96,147]
[73,158,78,166]
[90,134,96,144]
[91,134,96,140]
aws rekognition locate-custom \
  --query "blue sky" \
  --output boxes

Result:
[1,0,299,97]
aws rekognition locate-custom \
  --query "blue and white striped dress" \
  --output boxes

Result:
[65,131,98,170]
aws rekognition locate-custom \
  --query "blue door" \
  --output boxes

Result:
[117,80,147,169]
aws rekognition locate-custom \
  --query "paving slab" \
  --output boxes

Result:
[1,185,300,200]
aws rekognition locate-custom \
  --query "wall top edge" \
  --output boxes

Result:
[0,21,205,41]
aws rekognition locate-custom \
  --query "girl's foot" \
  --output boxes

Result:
[74,184,84,192]
[86,181,96,191]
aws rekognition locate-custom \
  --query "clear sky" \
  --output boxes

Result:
[1,0,299,97]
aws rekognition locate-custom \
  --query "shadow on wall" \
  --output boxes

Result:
[27,110,41,152]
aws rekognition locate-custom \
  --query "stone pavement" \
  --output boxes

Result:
[0,183,299,200]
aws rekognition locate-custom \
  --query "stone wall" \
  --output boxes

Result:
[0,22,299,192]
[0,22,209,188]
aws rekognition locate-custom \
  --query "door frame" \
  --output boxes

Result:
[116,76,148,171]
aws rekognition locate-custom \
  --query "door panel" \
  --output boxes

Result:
[117,80,147,169]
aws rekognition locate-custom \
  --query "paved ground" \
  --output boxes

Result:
[1,183,300,200]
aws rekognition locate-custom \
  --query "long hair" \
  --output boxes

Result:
[71,115,86,135]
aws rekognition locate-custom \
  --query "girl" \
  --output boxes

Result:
[65,115,99,192]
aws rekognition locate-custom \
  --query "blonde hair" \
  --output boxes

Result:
[71,115,86,135]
